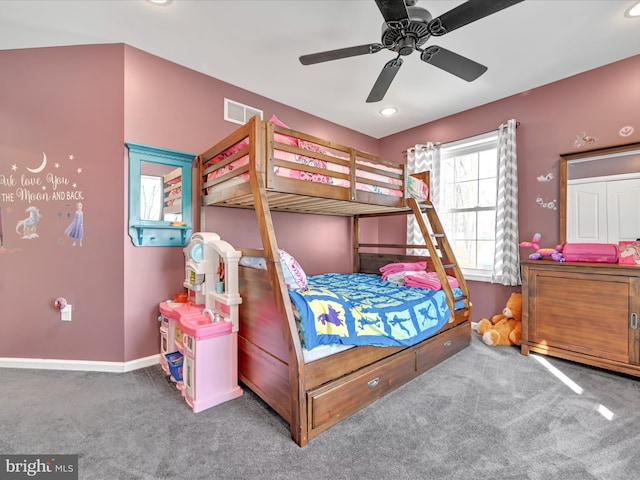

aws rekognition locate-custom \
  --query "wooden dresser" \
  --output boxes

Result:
[520,260,640,377]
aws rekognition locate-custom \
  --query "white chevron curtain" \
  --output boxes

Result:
[406,143,440,255]
[492,119,521,285]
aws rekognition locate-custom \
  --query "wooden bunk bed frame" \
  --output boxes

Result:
[162,166,182,218]
[197,116,472,447]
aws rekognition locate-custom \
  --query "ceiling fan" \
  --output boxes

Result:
[299,0,525,103]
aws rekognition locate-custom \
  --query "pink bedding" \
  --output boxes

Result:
[204,138,429,201]
[380,261,459,290]
[165,177,181,207]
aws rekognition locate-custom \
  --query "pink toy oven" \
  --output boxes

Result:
[180,311,242,413]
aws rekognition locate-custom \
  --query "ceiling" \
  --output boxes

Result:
[1,0,639,138]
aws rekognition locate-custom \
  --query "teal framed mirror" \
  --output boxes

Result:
[127,143,195,247]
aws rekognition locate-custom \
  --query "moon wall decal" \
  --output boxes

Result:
[26,152,47,173]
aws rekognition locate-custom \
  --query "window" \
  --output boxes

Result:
[140,174,163,221]
[437,132,498,281]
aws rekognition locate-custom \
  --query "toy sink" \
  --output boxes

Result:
[180,313,232,339]
[159,301,205,320]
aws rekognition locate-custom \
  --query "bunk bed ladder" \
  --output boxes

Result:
[407,198,470,321]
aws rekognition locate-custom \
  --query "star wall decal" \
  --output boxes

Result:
[69,154,74,160]
[77,168,82,174]
[11,164,17,171]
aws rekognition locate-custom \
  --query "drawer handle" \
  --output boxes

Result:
[367,377,380,388]
[632,313,638,330]
[443,340,452,348]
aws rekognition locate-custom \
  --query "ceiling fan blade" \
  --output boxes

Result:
[375,0,410,29]
[420,46,487,82]
[366,58,403,103]
[299,43,384,65]
[428,0,525,36]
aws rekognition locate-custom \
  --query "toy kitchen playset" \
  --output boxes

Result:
[158,232,243,413]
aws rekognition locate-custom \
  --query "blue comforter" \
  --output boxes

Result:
[289,273,462,350]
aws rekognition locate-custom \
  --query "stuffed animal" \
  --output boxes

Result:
[476,292,522,347]
[519,233,564,261]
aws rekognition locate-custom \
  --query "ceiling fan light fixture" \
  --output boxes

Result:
[625,2,640,17]
[379,107,398,117]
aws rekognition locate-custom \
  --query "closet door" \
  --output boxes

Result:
[607,178,640,243]
[566,182,607,243]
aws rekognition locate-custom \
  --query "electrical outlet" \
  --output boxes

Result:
[61,305,72,321]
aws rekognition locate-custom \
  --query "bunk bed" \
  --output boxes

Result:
[197,116,472,447]
[162,167,182,219]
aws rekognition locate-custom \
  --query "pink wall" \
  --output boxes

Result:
[121,46,381,361]
[122,47,380,156]
[201,208,353,276]
[0,44,378,363]
[0,45,126,361]
[379,55,640,320]
[2,42,638,365]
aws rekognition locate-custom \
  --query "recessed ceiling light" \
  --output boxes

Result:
[147,0,173,5]
[379,107,398,117]
[625,1,640,17]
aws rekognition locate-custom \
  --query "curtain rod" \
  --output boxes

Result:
[403,120,520,154]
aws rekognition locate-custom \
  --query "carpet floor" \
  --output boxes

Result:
[2,334,640,479]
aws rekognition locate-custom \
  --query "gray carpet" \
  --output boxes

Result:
[2,335,639,480]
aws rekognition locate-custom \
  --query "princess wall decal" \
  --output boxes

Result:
[64,202,84,246]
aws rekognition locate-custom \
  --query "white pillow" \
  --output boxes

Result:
[239,249,308,291]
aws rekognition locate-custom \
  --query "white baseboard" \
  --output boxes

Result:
[0,354,160,373]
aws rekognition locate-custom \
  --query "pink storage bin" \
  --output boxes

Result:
[563,243,618,263]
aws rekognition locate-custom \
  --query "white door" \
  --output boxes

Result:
[607,178,640,243]
[567,182,607,243]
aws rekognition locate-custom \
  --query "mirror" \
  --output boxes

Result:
[127,143,195,247]
[560,142,640,244]
[140,161,182,222]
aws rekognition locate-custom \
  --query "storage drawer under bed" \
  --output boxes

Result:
[416,320,471,373]
[307,321,470,437]
[307,347,415,435]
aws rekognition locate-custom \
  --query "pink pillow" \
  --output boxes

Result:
[269,114,298,147]
[298,140,322,152]
[212,138,249,163]
[279,249,308,291]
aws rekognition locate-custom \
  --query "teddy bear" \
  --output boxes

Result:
[476,292,522,347]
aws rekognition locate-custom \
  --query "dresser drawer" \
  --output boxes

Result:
[416,321,470,373]
[308,350,416,433]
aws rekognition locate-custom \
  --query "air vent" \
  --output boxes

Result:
[224,98,263,125]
